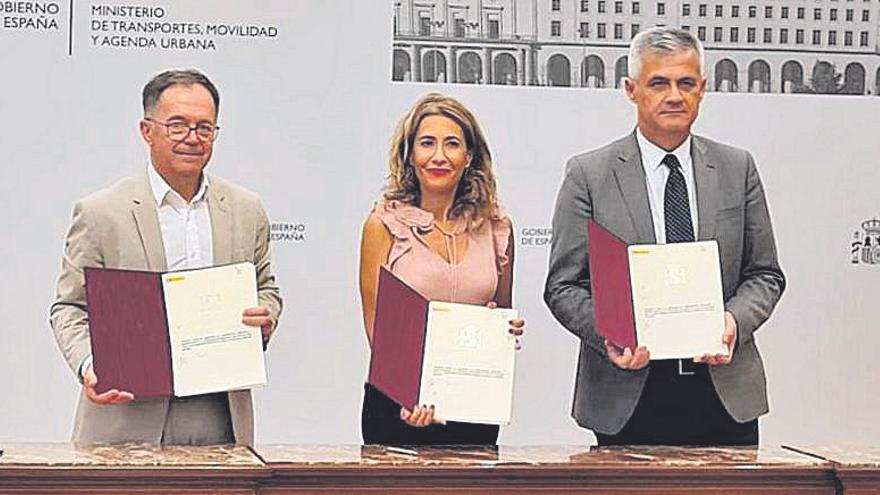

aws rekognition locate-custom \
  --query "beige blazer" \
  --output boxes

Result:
[50,170,282,446]
[545,132,785,435]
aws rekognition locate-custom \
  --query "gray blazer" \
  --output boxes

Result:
[50,171,282,446]
[544,132,785,435]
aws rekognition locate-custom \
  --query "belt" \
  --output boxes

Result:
[650,359,708,376]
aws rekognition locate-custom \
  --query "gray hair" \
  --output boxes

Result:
[142,69,220,118]
[628,27,704,80]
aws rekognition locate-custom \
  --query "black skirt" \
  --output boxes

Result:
[361,383,499,446]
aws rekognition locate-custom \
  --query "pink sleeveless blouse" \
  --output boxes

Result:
[372,199,512,305]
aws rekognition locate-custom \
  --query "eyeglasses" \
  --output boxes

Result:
[145,118,220,142]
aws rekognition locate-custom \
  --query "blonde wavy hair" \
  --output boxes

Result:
[385,93,498,220]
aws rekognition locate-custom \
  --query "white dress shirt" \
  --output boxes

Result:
[635,128,699,244]
[80,167,214,378]
[146,165,214,271]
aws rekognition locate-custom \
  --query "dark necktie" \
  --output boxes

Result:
[663,153,695,243]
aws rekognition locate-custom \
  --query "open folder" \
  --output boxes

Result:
[84,262,267,398]
[368,267,518,425]
[588,220,728,360]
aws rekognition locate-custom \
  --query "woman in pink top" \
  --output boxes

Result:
[359,93,525,445]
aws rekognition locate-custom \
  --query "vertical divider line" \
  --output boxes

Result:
[68,0,74,56]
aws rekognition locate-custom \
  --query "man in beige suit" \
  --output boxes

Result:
[50,69,282,446]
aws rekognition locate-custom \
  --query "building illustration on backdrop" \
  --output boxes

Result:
[391,0,880,95]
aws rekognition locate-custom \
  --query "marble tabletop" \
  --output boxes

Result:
[254,444,828,469]
[0,443,843,471]
[784,445,880,468]
[0,443,263,468]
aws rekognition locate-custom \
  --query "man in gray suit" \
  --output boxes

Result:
[544,27,784,445]
[50,69,282,446]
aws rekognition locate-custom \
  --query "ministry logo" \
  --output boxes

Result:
[851,217,880,266]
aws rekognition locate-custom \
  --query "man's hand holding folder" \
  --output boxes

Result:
[588,220,730,367]
[604,340,650,370]
[82,301,273,406]
[693,311,737,366]
[604,310,735,370]
[83,364,135,405]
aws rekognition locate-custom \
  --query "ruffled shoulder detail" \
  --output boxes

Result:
[489,202,513,272]
[371,199,433,268]
[372,199,433,234]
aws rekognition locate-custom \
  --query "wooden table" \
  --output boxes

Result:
[255,444,837,494]
[0,443,843,494]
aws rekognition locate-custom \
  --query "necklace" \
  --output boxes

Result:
[433,218,468,236]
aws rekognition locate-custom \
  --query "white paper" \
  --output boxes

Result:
[162,262,267,397]
[419,301,518,425]
[628,241,728,360]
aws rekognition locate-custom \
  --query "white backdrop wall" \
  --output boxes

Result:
[1,0,878,446]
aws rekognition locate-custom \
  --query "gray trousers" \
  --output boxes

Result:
[160,392,234,445]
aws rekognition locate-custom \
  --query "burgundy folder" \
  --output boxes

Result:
[367,267,429,410]
[587,220,637,350]
[84,267,174,398]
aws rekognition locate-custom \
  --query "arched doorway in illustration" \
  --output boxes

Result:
[458,51,483,84]
[876,66,880,96]
[614,56,628,88]
[422,50,447,83]
[748,59,771,93]
[843,62,866,95]
[781,60,804,93]
[810,61,840,94]
[547,54,571,87]
[392,49,411,82]
[715,58,738,92]
[493,53,518,85]
[581,55,605,88]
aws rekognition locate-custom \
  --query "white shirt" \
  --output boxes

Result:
[80,167,214,379]
[635,128,699,244]
[147,165,214,270]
